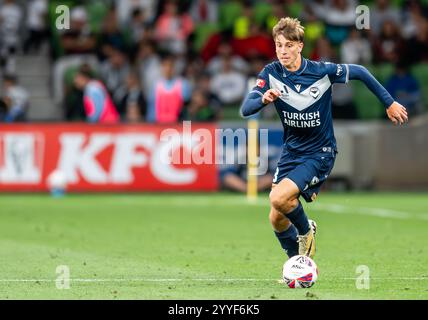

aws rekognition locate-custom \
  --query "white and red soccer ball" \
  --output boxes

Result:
[282,255,319,288]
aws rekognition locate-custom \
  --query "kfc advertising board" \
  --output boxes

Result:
[0,124,218,192]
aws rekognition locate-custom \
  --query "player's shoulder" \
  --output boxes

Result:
[305,59,334,72]
[260,60,283,76]
[303,58,343,77]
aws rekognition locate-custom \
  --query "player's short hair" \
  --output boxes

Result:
[272,17,305,42]
[76,64,94,79]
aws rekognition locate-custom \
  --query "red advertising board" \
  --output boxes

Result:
[0,123,219,192]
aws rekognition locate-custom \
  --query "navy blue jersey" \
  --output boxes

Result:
[251,57,349,155]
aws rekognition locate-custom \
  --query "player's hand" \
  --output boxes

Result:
[262,89,281,105]
[386,101,408,125]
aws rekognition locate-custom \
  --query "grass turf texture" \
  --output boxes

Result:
[0,192,427,300]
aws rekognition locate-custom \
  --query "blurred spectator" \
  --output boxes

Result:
[219,144,276,193]
[60,6,96,55]
[136,40,162,98]
[0,0,23,73]
[206,40,249,76]
[385,62,422,117]
[372,20,405,64]
[116,0,156,26]
[194,72,222,115]
[23,0,48,54]
[402,0,426,39]
[0,74,29,122]
[323,0,356,45]
[340,29,372,64]
[369,0,401,37]
[300,3,325,46]
[266,0,289,32]
[127,8,148,45]
[183,56,205,89]
[147,54,191,123]
[220,166,274,192]
[234,27,275,61]
[73,64,120,123]
[0,97,7,121]
[310,0,328,20]
[210,56,247,107]
[154,0,194,55]
[185,88,217,121]
[402,0,428,62]
[99,48,130,106]
[310,36,337,62]
[233,1,255,39]
[97,7,129,61]
[114,71,147,122]
[64,81,85,121]
[190,0,218,24]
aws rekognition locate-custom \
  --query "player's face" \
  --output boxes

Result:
[275,35,303,70]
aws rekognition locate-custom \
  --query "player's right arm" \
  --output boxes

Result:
[240,67,280,117]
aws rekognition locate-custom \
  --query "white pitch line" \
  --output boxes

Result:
[311,203,428,221]
[0,277,427,283]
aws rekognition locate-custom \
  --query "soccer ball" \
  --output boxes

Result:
[282,255,318,288]
[47,169,67,197]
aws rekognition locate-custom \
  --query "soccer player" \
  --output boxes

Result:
[240,18,408,259]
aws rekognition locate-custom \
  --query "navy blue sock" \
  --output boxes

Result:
[285,201,310,235]
[274,225,299,258]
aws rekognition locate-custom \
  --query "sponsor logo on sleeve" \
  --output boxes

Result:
[256,79,266,88]
[336,64,343,76]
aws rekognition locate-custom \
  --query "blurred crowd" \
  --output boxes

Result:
[0,0,427,123]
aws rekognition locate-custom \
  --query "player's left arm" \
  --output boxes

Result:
[85,86,105,123]
[348,64,408,125]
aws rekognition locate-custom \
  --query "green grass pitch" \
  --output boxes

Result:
[0,192,427,299]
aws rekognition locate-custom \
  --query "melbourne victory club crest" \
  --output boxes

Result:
[309,86,320,99]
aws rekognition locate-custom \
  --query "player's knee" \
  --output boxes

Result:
[269,190,296,213]
[269,190,285,212]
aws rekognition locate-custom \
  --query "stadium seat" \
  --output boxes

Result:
[221,105,242,120]
[193,23,220,52]
[411,63,428,111]
[85,0,109,34]
[372,63,394,84]
[218,1,243,31]
[63,66,79,88]
[253,2,272,26]
[352,80,384,120]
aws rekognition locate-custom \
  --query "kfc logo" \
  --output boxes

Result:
[58,133,198,185]
[0,124,218,192]
[0,133,44,183]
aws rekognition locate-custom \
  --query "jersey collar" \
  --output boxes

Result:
[282,55,307,77]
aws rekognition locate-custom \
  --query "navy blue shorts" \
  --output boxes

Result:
[272,150,336,203]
